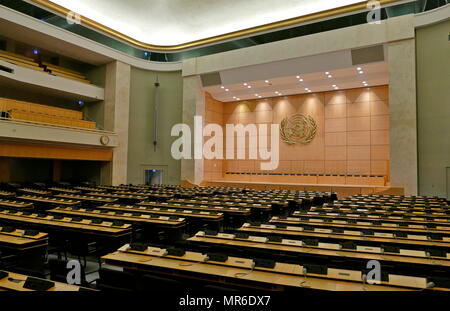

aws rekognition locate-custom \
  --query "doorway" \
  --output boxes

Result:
[145,169,163,185]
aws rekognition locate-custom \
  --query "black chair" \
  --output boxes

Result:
[138,274,184,292]
[97,267,136,292]
[48,258,89,286]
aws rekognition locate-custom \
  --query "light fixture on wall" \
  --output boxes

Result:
[225,88,229,91]
[243,83,248,86]
[221,86,225,89]
[299,78,304,82]
[265,80,269,83]
[247,85,252,88]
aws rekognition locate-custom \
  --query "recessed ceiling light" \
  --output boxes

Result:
[220,86,225,89]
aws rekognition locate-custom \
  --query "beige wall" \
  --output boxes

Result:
[209,86,390,182]
[416,19,450,198]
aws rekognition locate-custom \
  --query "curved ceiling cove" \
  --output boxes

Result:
[27,0,405,52]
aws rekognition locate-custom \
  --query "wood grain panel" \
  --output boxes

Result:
[0,142,112,161]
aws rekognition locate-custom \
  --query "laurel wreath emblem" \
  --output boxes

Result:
[280,114,317,145]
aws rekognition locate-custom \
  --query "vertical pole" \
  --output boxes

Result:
[153,75,160,152]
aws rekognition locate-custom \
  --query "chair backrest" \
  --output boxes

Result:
[48,259,86,285]
[97,267,136,292]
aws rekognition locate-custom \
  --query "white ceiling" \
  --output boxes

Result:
[206,62,389,102]
[43,0,364,46]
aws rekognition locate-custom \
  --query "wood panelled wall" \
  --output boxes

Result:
[0,142,113,161]
[203,86,390,183]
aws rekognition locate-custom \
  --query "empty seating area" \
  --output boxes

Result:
[0,97,97,129]
[0,50,44,72]
[0,49,92,84]
[0,181,449,292]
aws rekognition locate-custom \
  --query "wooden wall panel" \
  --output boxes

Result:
[0,142,112,161]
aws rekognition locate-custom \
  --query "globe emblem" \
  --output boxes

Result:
[280,114,317,145]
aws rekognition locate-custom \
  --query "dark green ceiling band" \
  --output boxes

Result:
[0,0,447,63]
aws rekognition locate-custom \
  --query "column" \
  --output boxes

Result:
[102,61,131,185]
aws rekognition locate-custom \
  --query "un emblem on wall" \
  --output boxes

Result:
[280,114,317,145]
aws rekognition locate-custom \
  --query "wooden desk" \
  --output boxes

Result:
[73,186,103,193]
[18,188,51,196]
[54,193,118,204]
[86,192,148,201]
[137,201,251,216]
[270,216,450,234]
[237,224,450,248]
[0,229,48,251]
[48,187,81,194]
[16,195,81,208]
[0,270,92,291]
[0,191,14,198]
[102,248,419,291]
[47,207,186,227]
[312,206,450,218]
[168,199,272,210]
[98,204,225,220]
[0,200,34,210]
[293,211,450,226]
[187,234,450,268]
[0,210,131,237]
